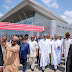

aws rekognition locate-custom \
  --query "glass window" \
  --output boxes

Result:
[69,28,71,30]
[62,27,64,28]
[58,26,60,27]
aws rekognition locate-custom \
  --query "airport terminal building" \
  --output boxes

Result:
[0,0,72,38]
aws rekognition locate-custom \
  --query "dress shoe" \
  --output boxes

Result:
[31,69,34,71]
[42,70,44,72]
[54,69,56,72]
[30,65,31,68]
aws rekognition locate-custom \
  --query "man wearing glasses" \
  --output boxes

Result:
[28,36,38,71]
[51,34,62,72]
[63,32,72,72]
[38,34,50,72]
[19,37,30,72]
[2,36,20,72]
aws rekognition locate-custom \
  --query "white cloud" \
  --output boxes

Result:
[61,10,72,24]
[3,4,10,10]
[5,0,12,3]
[0,13,3,18]
[41,0,59,9]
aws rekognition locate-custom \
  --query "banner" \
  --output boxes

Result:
[0,22,44,32]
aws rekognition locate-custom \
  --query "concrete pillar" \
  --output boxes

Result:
[50,20,57,37]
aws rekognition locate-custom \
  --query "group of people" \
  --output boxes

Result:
[0,32,72,72]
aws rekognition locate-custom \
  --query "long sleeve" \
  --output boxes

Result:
[6,45,20,53]
[38,41,41,53]
[27,44,30,54]
[57,40,62,50]
[49,41,52,53]
[35,42,38,49]
[47,40,51,53]
[19,45,22,60]
[61,40,64,54]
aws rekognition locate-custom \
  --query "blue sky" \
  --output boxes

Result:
[0,0,72,24]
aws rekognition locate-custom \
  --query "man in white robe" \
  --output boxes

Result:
[38,34,50,72]
[63,32,72,72]
[51,34,62,72]
[28,36,38,71]
[59,36,64,57]
[37,35,42,65]
[47,35,51,57]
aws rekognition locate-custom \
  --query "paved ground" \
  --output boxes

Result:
[19,58,65,72]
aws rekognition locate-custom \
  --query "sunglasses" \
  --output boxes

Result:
[66,35,70,36]
[2,39,6,42]
[12,40,17,42]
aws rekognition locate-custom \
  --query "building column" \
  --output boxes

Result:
[50,20,57,37]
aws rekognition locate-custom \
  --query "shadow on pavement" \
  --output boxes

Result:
[60,62,65,65]
[58,66,65,72]
[19,59,65,72]
[19,62,30,71]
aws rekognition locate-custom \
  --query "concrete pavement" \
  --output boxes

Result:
[19,58,65,72]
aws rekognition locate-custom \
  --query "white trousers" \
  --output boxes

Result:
[29,57,35,69]
[42,66,45,70]
[54,65,57,69]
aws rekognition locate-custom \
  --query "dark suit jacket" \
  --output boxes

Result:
[19,43,30,64]
[35,37,38,42]
[0,45,3,66]
[66,44,72,72]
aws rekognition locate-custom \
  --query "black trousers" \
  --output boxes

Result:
[0,45,3,66]
[20,58,27,72]
[37,49,40,64]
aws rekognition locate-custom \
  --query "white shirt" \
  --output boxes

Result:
[63,38,72,62]
[51,39,62,65]
[38,39,50,67]
[28,40,38,57]
[1,42,10,55]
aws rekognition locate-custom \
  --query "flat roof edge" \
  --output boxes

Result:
[28,0,68,24]
[0,0,68,24]
[0,0,28,21]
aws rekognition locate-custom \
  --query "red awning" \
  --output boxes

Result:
[0,22,44,32]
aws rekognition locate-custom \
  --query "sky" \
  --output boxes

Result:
[0,0,72,24]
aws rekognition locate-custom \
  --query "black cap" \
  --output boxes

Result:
[22,37,27,40]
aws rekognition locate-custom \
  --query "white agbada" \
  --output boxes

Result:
[51,39,62,66]
[63,38,72,62]
[63,38,72,72]
[49,40,53,54]
[38,39,50,67]
[60,39,64,54]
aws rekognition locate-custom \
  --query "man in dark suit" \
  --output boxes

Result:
[66,44,72,72]
[19,37,30,72]
[0,44,3,72]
